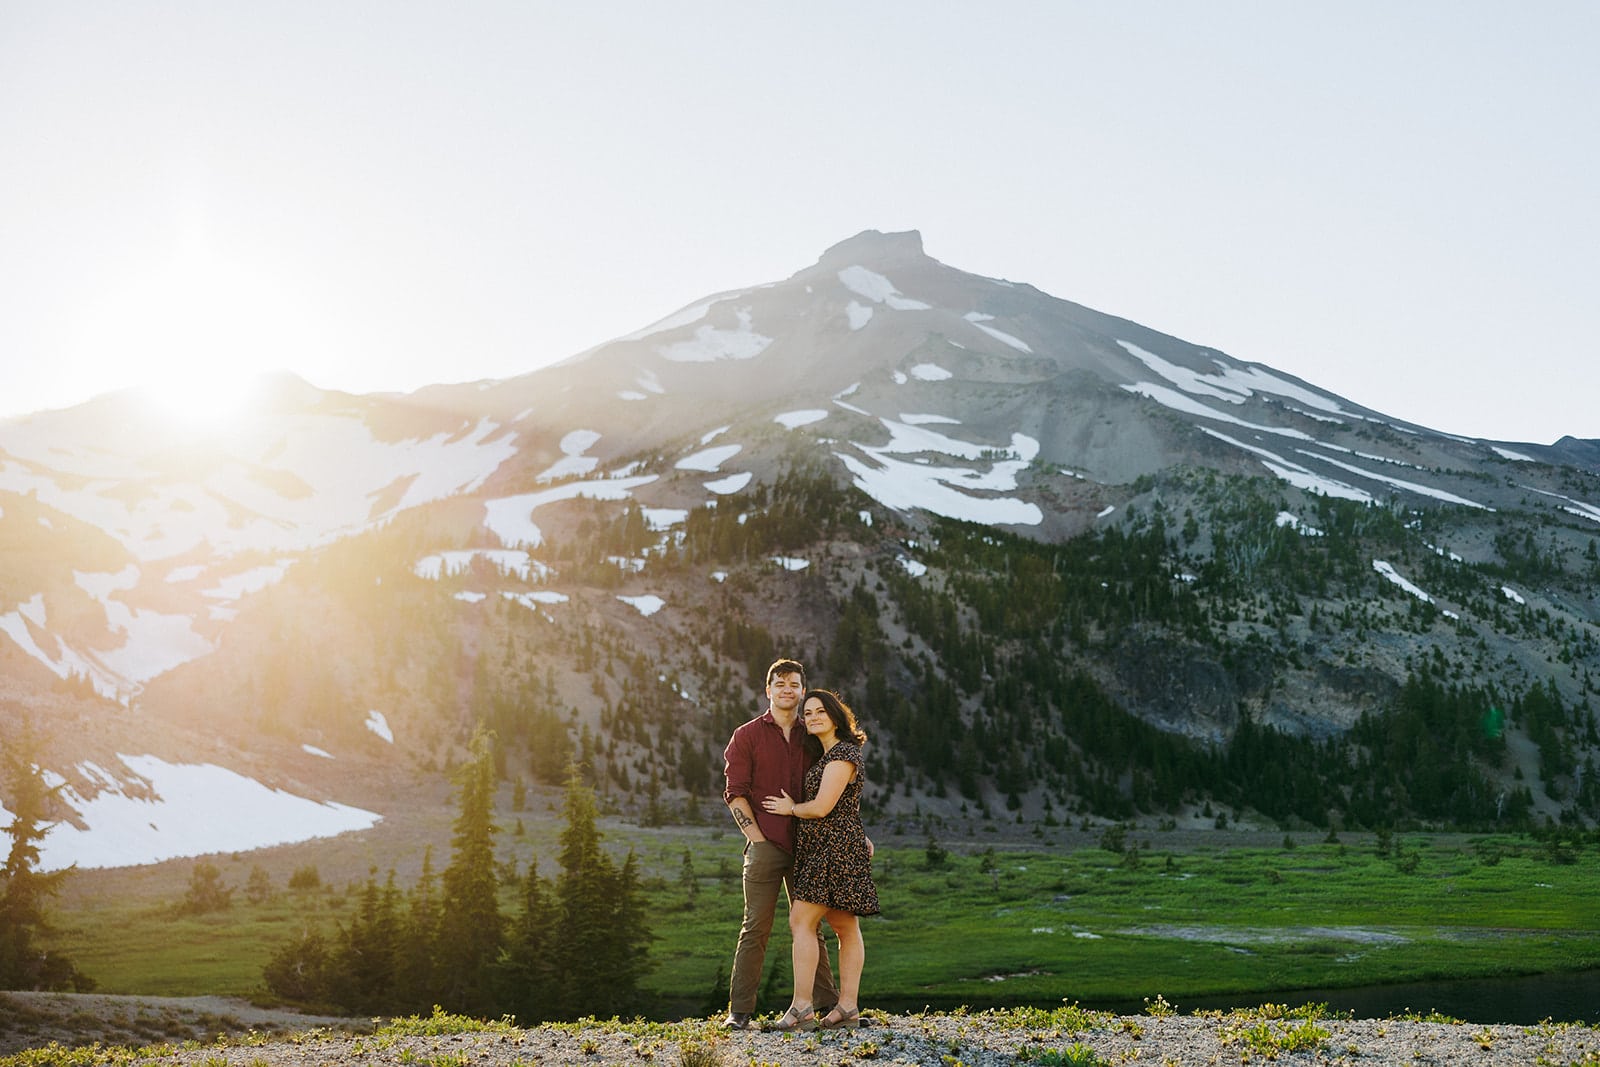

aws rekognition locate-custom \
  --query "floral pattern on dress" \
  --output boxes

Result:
[792,741,880,916]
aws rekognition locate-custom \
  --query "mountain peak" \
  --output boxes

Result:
[815,228,927,267]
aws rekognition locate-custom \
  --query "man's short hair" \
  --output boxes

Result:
[766,657,806,689]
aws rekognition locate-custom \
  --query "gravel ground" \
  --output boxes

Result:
[5,995,1600,1066]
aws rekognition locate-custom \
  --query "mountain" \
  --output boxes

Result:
[3,229,1599,869]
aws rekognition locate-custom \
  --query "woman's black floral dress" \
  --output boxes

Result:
[793,741,880,916]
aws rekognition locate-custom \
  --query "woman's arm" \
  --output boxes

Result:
[790,760,856,819]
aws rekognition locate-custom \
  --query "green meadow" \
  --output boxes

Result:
[47,824,1600,1018]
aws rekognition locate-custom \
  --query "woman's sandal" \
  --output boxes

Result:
[771,1004,818,1031]
[820,1006,862,1029]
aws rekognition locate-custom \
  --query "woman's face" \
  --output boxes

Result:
[802,697,836,739]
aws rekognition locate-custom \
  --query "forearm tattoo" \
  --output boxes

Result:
[732,807,754,830]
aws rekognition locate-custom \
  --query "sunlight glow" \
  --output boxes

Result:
[74,242,318,425]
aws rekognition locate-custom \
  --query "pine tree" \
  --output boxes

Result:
[177,861,233,914]
[335,869,399,1012]
[1,727,88,991]
[550,766,654,1019]
[498,857,558,1022]
[262,926,331,1003]
[436,727,504,1015]
[393,847,441,1013]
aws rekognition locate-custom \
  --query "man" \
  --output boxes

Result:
[720,657,837,1029]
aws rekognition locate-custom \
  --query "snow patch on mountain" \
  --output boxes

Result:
[1522,485,1600,524]
[839,449,1044,526]
[1297,450,1492,510]
[965,313,1032,353]
[637,369,666,394]
[505,590,569,609]
[1199,428,1373,503]
[537,429,602,481]
[1,568,217,701]
[837,266,932,311]
[1374,560,1434,604]
[656,307,773,362]
[775,409,828,429]
[366,710,394,743]
[676,443,742,472]
[900,413,960,425]
[704,472,753,494]
[618,594,665,616]
[10,753,382,872]
[1,595,121,700]
[202,561,295,602]
[846,301,873,330]
[643,508,687,530]
[869,417,1011,461]
[1118,340,1344,414]
[1124,381,1316,441]
[1276,512,1326,537]
[910,363,953,381]
[836,425,1042,527]
[414,549,551,582]
[0,414,518,562]
[483,474,658,549]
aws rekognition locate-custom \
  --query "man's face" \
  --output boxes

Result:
[766,670,804,713]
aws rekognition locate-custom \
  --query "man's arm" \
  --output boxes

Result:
[722,728,766,843]
[727,795,766,843]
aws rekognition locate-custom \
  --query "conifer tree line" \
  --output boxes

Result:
[652,466,1600,829]
[263,730,652,1020]
[217,455,1595,832]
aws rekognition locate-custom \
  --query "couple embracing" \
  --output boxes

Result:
[721,658,880,1031]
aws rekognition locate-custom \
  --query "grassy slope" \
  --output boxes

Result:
[44,822,1600,1016]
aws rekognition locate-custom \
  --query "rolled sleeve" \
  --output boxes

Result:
[723,729,753,806]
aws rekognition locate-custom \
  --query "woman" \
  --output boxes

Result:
[761,688,879,1030]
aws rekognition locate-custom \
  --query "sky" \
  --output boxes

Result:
[2,2,1596,444]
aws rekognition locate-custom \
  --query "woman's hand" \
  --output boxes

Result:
[761,789,797,816]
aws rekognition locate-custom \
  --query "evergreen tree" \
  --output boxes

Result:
[436,727,504,1014]
[497,857,558,1022]
[394,847,442,1012]
[335,868,399,1012]
[262,926,332,1003]
[549,766,653,1019]
[0,728,88,991]
[177,861,233,914]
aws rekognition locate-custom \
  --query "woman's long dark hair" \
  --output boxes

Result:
[803,688,867,759]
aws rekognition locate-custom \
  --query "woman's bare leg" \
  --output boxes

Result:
[824,909,864,1017]
[787,901,829,1012]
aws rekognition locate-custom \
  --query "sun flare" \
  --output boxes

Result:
[77,246,316,427]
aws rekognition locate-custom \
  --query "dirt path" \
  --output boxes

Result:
[0,990,364,1055]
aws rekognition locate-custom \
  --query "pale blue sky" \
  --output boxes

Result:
[2,2,1595,443]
